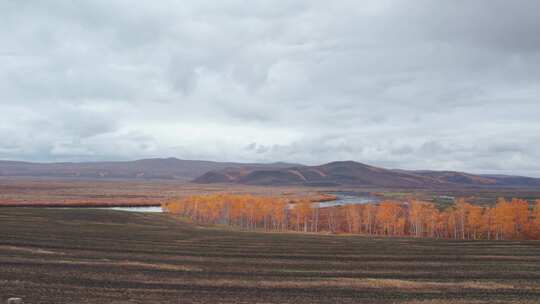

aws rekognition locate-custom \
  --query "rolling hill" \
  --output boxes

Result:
[2,158,539,188]
[0,158,296,181]
[194,160,540,188]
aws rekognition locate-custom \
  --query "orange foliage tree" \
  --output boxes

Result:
[163,194,540,240]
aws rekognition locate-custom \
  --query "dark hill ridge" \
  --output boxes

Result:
[194,161,442,187]
[0,158,296,181]
[194,160,540,188]
[2,158,539,188]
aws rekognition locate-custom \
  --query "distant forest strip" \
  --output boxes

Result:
[163,194,540,240]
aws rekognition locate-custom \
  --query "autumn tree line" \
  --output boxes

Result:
[162,194,540,240]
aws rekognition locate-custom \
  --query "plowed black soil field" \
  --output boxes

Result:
[1,208,539,303]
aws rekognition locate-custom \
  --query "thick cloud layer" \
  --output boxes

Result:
[1,1,540,176]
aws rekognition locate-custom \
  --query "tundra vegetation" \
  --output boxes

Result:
[1,207,540,303]
[164,195,540,240]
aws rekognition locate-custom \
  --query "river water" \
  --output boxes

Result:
[107,206,163,213]
[316,193,379,208]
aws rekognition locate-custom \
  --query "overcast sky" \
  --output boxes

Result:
[1,1,540,176]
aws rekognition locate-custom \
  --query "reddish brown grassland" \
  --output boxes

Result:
[1,207,540,303]
[1,178,540,303]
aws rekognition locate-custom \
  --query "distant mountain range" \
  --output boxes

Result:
[0,158,296,181]
[0,158,539,188]
[194,160,540,188]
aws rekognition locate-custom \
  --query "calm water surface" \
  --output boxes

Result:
[316,193,379,208]
[106,206,163,213]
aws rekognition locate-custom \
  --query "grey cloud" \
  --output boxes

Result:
[1,1,540,176]
[245,143,257,151]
